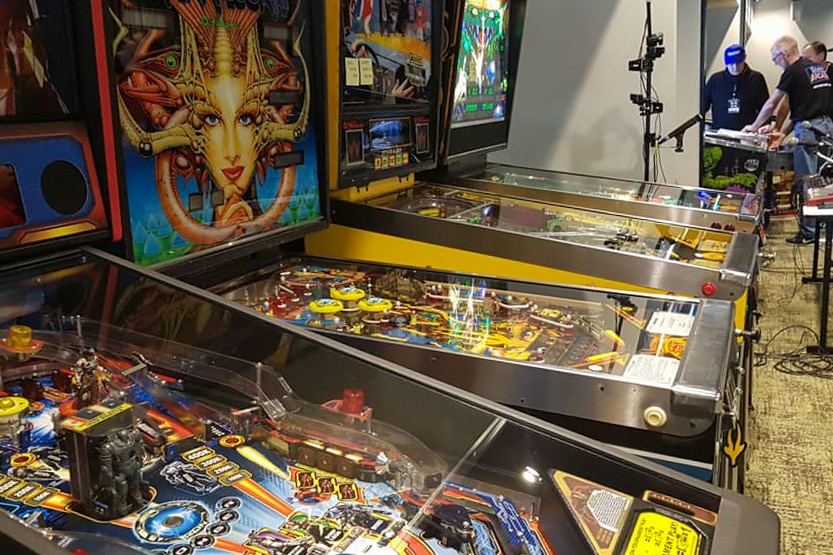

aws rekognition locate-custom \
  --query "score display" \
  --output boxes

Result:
[451,0,509,128]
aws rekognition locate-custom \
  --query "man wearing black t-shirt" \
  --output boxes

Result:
[703,44,769,131]
[803,41,833,116]
[744,36,833,244]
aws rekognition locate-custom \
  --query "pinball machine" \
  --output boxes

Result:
[208,253,753,489]
[0,3,781,554]
[432,135,768,238]
[424,3,766,236]
[0,249,781,555]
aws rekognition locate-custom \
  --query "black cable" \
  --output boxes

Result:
[650,84,668,182]
[636,15,650,182]
[755,242,807,307]
[754,324,833,377]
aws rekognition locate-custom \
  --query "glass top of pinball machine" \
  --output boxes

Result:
[472,164,761,219]
[368,184,734,268]
[218,256,700,384]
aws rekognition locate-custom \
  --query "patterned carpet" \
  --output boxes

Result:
[745,216,833,555]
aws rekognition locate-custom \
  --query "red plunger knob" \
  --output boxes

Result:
[342,388,365,414]
[701,282,717,297]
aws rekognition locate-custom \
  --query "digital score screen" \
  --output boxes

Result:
[451,0,509,128]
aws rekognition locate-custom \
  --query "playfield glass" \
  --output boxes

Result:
[342,0,433,107]
[478,164,762,219]
[451,0,509,128]
[368,184,734,268]
[219,256,698,381]
[0,249,765,555]
[218,257,698,385]
[111,0,322,266]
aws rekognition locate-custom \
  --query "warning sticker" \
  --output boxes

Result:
[623,355,680,386]
[624,511,701,555]
[588,489,631,532]
[646,312,695,337]
[345,57,360,87]
[551,471,633,555]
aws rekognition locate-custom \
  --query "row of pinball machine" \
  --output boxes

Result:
[0,1,777,554]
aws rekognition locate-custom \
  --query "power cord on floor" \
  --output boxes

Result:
[754,324,833,377]
[757,244,807,307]
[758,211,812,306]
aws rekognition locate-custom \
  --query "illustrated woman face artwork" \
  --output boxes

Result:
[199,56,259,225]
[115,0,310,244]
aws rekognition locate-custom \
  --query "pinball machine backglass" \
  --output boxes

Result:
[109,0,327,266]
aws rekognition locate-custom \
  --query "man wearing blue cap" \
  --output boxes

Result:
[703,44,769,131]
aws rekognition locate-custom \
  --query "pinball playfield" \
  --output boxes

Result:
[0,327,552,555]
[460,164,763,233]
[0,323,727,555]
[221,260,697,380]
[370,185,732,269]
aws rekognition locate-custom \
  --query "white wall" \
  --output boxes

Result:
[745,0,809,90]
[743,0,833,91]
[490,0,703,185]
[704,1,740,79]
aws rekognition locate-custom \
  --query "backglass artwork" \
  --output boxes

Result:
[111,0,322,266]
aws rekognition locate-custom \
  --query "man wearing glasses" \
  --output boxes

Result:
[743,36,833,244]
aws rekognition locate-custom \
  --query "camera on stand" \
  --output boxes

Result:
[627,3,664,181]
[646,33,665,59]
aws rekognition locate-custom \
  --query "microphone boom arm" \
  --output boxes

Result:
[658,114,703,151]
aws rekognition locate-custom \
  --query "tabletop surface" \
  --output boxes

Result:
[801,205,833,217]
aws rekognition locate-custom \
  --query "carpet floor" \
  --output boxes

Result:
[745,216,833,555]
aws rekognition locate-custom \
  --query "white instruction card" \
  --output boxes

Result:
[345,57,360,86]
[646,311,695,337]
[623,355,680,386]
[359,58,374,85]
